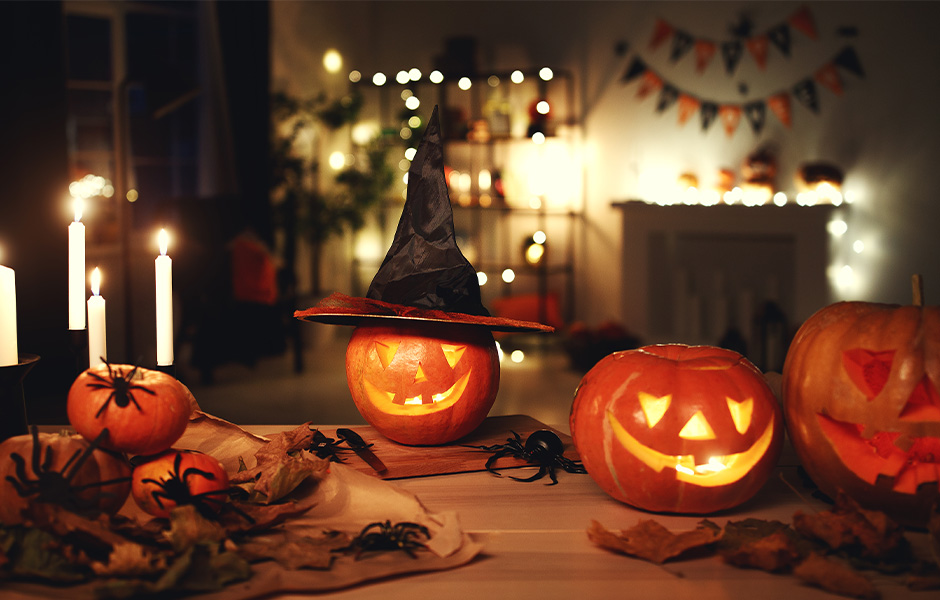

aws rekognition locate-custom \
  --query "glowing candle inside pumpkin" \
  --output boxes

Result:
[155,229,173,366]
[0,259,18,366]
[68,198,85,330]
[87,267,106,368]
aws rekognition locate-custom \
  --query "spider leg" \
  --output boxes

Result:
[181,466,217,483]
[6,453,34,496]
[508,464,550,483]
[484,448,515,474]
[94,395,115,417]
[128,383,157,396]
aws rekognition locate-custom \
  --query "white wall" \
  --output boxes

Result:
[272,1,940,328]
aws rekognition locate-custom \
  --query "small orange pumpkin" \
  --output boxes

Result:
[782,277,940,526]
[345,322,499,445]
[571,344,783,514]
[67,363,192,456]
[132,449,229,518]
[0,430,131,524]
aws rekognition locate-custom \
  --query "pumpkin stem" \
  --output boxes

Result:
[912,274,924,307]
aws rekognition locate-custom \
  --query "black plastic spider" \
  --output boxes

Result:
[5,426,130,515]
[464,429,587,485]
[139,452,253,523]
[335,520,430,559]
[84,361,155,417]
[306,428,351,462]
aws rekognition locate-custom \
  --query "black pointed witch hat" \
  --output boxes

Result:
[294,106,552,333]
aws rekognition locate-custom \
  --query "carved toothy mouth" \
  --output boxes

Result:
[362,370,471,414]
[816,413,940,494]
[607,411,776,487]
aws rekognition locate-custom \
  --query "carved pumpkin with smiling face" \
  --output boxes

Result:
[782,299,940,527]
[570,344,783,514]
[346,322,500,445]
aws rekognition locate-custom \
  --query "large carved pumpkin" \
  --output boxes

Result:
[346,322,499,445]
[67,363,192,456]
[571,344,784,514]
[0,431,131,524]
[782,291,940,527]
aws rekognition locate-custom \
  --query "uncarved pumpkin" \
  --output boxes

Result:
[570,344,784,514]
[67,364,192,456]
[0,431,131,524]
[132,449,230,518]
[782,294,940,527]
[345,322,499,445]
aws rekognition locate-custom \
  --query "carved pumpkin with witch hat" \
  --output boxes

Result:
[296,106,552,445]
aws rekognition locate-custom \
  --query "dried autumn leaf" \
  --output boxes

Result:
[722,528,803,572]
[587,519,720,564]
[230,424,329,504]
[793,552,880,600]
[91,542,167,577]
[164,505,227,553]
[238,530,348,570]
[793,493,909,562]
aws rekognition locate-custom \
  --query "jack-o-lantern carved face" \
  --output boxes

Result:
[570,344,783,514]
[346,322,499,445]
[783,301,940,527]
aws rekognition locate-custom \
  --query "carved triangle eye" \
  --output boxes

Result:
[441,344,466,368]
[899,376,940,421]
[842,349,895,400]
[727,397,753,434]
[679,411,716,440]
[374,340,400,369]
[638,392,671,428]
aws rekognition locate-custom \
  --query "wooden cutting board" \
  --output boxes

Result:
[316,414,579,479]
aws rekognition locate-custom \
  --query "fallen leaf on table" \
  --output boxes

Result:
[793,492,911,568]
[165,505,228,552]
[718,519,805,572]
[793,552,880,600]
[91,542,166,577]
[238,530,349,570]
[587,519,720,564]
[230,424,330,505]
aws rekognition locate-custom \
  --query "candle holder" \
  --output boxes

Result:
[0,353,39,442]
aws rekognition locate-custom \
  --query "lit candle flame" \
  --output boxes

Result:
[73,197,83,222]
[91,267,101,296]
[158,229,169,256]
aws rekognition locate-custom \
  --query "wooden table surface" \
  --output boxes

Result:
[9,423,931,599]
[241,425,929,600]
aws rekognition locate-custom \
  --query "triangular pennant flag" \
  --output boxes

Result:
[767,93,792,127]
[650,19,674,50]
[621,57,648,83]
[744,101,767,134]
[768,24,791,56]
[719,105,743,137]
[721,41,743,74]
[637,71,663,99]
[677,94,700,125]
[746,35,770,69]
[792,78,820,113]
[815,63,844,95]
[789,6,817,39]
[700,102,719,131]
[670,30,695,62]
[833,46,865,78]
[694,40,717,73]
[656,84,679,112]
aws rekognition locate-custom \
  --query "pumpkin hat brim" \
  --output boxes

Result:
[294,106,553,333]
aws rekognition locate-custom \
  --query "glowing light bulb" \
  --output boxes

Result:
[539,67,554,81]
[405,95,420,110]
[502,268,515,283]
[458,77,472,90]
[533,230,547,244]
[323,49,342,73]
[477,271,488,286]
[510,350,524,363]
[827,219,848,236]
[429,70,444,84]
[372,72,387,86]
[510,70,524,84]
